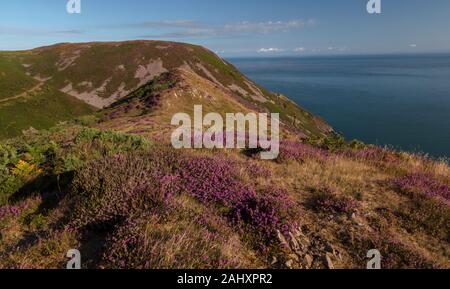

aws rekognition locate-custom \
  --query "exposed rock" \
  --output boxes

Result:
[304,254,314,268]
[324,243,335,254]
[135,59,168,87]
[276,230,289,247]
[288,254,299,262]
[285,260,293,269]
[270,256,278,265]
[324,253,335,269]
[289,232,301,251]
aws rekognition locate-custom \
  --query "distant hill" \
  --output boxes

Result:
[0,41,331,140]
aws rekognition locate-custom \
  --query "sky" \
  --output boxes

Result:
[1,0,450,56]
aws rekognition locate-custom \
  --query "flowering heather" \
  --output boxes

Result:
[276,140,329,163]
[348,230,439,269]
[190,131,254,149]
[69,149,180,230]
[311,188,359,215]
[244,161,272,179]
[103,211,250,269]
[230,187,297,241]
[177,155,298,244]
[178,155,255,208]
[393,173,450,205]
[339,146,399,164]
[0,202,29,220]
[102,214,156,269]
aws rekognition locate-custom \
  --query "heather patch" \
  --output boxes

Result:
[68,149,180,230]
[0,201,29,221]
[177,155,255,208]
[342,230,439,269]
[102,207,254,269]
[177,155,298,247]
[230,187,298,242]
[395,194,450,240]
[276,140,329,164]
[339,146,400,164]
[309,187,359,215]
[393,173,450,205]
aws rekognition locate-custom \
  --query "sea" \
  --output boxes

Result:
[228,54,450,159]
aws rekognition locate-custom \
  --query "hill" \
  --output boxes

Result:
[0,41,448,269]
[0,41,331,140]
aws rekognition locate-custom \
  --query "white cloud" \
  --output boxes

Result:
[294,47,305,52]
[139,19,317,39]
[0,26,84,36]
[224,19,316,34]
[257,48,283,53]
[409,44,417,48]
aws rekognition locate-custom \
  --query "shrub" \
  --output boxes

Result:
[0,144,17,170]
[340,146,400,164]
[75,128,150,151]
[177,155,298,246]
[102,210,250,269]
[11,160,41,178]
[0,201,29,221]
[309,133,346,151]
[310,187,359,215]
[276,140,329,163]
[177,155,255,208]
[349,139,365,150]
[0,144,18,197]
[230,187,297,241]
[396,194,450,240]
[69,148,180,230]
[342,229,439,269]
[393,173,450,204]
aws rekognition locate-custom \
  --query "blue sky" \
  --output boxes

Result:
[1,0,450,56]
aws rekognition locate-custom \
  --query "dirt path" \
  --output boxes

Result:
[0,82,45,104]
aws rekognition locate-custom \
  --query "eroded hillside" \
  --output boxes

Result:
[0,41,331,140]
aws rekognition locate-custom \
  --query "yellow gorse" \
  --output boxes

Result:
[11,160,41,177]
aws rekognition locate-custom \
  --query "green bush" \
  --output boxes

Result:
[308,133,346,151]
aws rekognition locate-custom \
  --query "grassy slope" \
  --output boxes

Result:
[1,41,447,269]
[0,85,94,139]
[0,53,95,140]
[15,41,331,138]
[0,79,448,269]
[0,121,448,269]
[0,53,38,100]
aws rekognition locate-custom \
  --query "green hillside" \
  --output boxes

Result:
[0,85,94,139]
[8,41,331,138]
[0,53,38,100]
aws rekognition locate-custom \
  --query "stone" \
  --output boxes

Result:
[270,256,278,265]
[301,224,310,234]
[289,233,300,251]
[324,243,335,254]
[304,254,314,268]
[294,226,304,238]
[277,230,289,247]
[324,253,335,269]
[288,254,299,262]
[285,260,293,269]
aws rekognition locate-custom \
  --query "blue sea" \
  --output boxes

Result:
[228,54,450,159]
